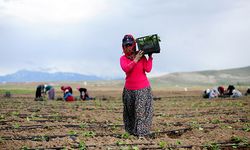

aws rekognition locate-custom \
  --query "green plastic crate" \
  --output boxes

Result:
[136,34,161,54]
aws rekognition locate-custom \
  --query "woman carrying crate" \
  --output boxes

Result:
[120,34,154,137]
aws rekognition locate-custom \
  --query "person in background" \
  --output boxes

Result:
[231,89,242,98]
[44,84,55,100]
[225,85,235,96]
[203,89,210,98]
[120,34,154,137]
[209,88,220,99]
[77,87,93,100]
[35,84,45,98]
[61,85,73,94]
[61,85,74,101]
[63,89,74,102]
[217,86,225,97]
[203,86,224,99]
[245,88,250,96]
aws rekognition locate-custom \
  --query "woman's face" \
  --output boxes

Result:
[122,34,135,56]
[124,44,134,55]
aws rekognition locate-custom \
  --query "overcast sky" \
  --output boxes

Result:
[0,0,249,78]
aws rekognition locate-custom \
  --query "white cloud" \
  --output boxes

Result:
[0,0,249,78]
[0,0,109,24]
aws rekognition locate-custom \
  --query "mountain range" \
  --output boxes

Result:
[0,66,250,85]
[0,70,103,82]
[151,66,250,86]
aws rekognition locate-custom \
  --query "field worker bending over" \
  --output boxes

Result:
[120,34,154,137]
[209,88,220,99]
[203,88,219,99]
[35,84,45,98]
[44,84,55,99]
[225,85,235,96]
[63,89,74,102]
[203,89,210,98]
[231,89,242,98]
[61,85,74,101]
[77,87,93,100]
[61,85,73,94]
[217,86,225,97]
[44,84,55,100]
[245,88,250,96]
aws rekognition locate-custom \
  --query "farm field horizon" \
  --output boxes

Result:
[0,82,250,149]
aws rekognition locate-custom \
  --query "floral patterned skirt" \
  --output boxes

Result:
[122,86,153,136]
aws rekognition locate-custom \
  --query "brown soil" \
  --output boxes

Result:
[0,90,249,150]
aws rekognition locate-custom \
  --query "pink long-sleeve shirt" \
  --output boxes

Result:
[120,55,153,90]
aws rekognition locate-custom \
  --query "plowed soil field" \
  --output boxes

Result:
[0,90,250,150]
